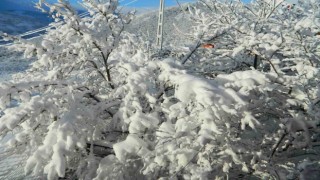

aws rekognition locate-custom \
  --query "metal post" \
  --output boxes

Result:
[156,0,165,50]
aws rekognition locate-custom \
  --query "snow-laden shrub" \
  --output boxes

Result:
[0,0,135,179]
[173,0,320,178]
[108,60,260,179]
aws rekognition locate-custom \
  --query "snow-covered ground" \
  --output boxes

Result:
[0,46,33,81]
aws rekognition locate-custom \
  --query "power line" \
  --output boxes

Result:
[123,0,139,6]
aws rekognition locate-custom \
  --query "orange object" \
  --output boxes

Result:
[202,43,215,49]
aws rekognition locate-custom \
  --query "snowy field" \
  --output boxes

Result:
[0,47,32,81]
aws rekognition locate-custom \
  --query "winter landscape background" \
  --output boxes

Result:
[1,0,320,179]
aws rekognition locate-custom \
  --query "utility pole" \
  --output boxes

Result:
[156,0,165,50]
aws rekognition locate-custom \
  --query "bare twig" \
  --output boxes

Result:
[269,131,288,162]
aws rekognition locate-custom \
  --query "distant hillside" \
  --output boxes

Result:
[0,4,194,44]
[0,0,84,11]
[0,0,37,11]
[0,11,52,35]
[126,6,194,47]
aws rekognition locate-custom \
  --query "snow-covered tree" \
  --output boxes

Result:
[0,0,135,179]
[0,0,319,179]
